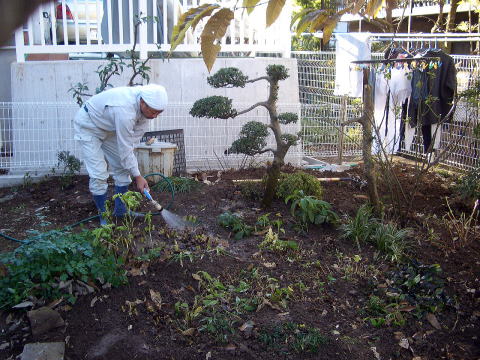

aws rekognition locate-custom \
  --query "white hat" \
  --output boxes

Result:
[140,84,168,111]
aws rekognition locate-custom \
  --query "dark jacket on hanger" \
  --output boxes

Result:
[409,49,456,126]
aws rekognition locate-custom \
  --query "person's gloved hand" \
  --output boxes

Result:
[134,175,150,193]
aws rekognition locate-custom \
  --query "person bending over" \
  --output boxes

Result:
[74,84,168,225]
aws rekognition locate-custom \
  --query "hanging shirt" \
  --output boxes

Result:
[408,49,456,126]
[334,33,371,97]
[83,87,151,177]
[374,65,412,154]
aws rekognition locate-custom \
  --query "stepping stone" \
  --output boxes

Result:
[27,307,64,336]
[21,342,65,360]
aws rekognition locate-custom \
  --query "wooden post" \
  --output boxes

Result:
[360,68,381,214]
[338,95,347,165]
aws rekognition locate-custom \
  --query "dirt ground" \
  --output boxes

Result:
[0,163,479,360]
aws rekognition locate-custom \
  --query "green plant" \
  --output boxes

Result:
[22,172,33,188]
[56,151,81,189]
[276,171,323,201]
[258,322,328,354]
[169,250,195,267]
[270,286,294,308]
[340,204,377,250]
[93,191,144,256]
[0,230,126,308]
[199,312,237,343]
[238,180,264,200]
[443,198,478,248]
[285,190,339,227]
[217,212,253,240]
[154,176,201,194]
[254,212,285,234]
[371,223,410,263]
[456,164,480,201]
[387,260,451,315]
[363,295,405,327]
[259,228,299,252]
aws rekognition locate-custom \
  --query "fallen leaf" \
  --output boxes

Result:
[258,299,282,312]
[399,306,417,312]
[426,313,441,330]
[370,347,381,360]
[149,289,162,310]
[205,351,211,360]
[263,262,276,268]
[12,301,34,309]
[192,273,202,281]
[90,297,98,308]
[47,298,64,309]
[224,344,236,351]
[129,268,144,276]
[239,320,255,331]
[399,338,410,349]
[182,328,196,336]
[353,194,369,200]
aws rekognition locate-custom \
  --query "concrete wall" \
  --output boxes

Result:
[11,58,300,105]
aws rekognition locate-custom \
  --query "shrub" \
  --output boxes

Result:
[217,212,253,240]
[56,150,81,189]
[276,171,323,201]
[238,181,264,201]
[0,230,127,308]
[153,176,201,194]
[371,223,410,263]
[258,322,328,354]
[341,205,410,263]
[285,190,338,226]
[259,228,298,252]
[456,164,480,201]
[340,204,378,249]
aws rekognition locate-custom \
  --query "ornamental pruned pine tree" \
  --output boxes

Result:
[190,65,299,207]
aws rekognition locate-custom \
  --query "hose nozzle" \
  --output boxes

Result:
[143,189,163,211]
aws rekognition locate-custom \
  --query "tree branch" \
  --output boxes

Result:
[257,148,275,155]
[236,102,269,116]
[246,76,270,84]
[341,116,364,126]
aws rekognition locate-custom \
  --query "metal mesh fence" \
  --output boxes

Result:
[0,102,302,174]
[293,51,480,170]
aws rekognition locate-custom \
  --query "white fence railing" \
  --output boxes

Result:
[15,0,292,62]
[293,51,480,170]
[0,102,302,173]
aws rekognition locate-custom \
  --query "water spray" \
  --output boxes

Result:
[143,189,190,230]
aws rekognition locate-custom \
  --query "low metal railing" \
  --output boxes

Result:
[14,0,292,62]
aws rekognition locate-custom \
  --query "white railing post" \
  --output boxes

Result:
[282,0,292,58]
[138,0,148,59]
[15,28,25,62]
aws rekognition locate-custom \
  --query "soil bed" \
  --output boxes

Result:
[0,163,479,360]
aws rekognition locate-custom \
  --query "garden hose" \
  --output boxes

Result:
[0,173,175,245]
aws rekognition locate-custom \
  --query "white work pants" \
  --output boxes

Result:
[74,107,131,195]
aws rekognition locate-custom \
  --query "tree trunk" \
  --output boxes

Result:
[262,158,283,208]
[360,68,382,215]
[445,0,460,52]
[432,0,445,33]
